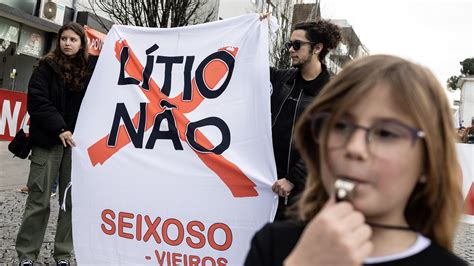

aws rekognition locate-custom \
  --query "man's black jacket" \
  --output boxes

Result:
[269,65,330,217]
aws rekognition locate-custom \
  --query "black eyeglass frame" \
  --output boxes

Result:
[285,40,316,51]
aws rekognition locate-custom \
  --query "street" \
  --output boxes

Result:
[0,141,473,264]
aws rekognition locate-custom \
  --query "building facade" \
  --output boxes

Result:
[458,77,474,127]
[218,0,298,68]
[0,0,111,93]
[290,3,369,73]
[218,1,368,70]
[327,19,369,74]
[1,0,369,94]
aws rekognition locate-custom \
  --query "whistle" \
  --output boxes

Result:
[334,179,355,202]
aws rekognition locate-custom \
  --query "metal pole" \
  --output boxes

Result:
[72,0,78,22]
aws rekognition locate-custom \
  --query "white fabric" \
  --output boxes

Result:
[269,16,280,37]
[364,233,431,264]
[72,14,278,265]
[453,108,461,128]
[457,143,474,224]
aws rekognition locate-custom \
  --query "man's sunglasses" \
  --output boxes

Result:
[285,40,315,51]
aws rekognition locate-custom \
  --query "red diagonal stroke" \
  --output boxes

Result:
[87,39,257,197]
[466,182,474,215]
[87,40,231,163]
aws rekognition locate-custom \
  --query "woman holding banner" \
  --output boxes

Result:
[15,22,92,266]
[245,55,467,265]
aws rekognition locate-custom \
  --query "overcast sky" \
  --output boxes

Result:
[318,0,473,88]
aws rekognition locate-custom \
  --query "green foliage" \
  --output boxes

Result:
[447,75,460,90]
[447,58,474,90]
[460,58,474,76]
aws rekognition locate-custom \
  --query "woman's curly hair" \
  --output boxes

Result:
[44,22,89,91]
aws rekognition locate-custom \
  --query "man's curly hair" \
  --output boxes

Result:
[294,20,342,61]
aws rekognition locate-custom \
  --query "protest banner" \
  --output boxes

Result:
[72,14,278,265]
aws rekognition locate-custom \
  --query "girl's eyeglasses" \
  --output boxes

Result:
[311,113,425,158]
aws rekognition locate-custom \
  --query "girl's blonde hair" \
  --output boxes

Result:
[295,54,463,250]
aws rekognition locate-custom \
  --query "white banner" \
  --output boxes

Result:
[72,14,277,265]
[457,144,474,224]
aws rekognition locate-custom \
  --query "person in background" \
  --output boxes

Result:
[466,126,474,144]
[50,175,59,197]
[262,14,342,220]
[457,126,467,143]
[19,186,29,194]
[19,175,58,197]
[15,22,93,266]
[245,55,467,265]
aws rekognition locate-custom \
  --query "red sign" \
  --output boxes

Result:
[466,183,474,215]
[0,89,28,141]
[85,25,106,56]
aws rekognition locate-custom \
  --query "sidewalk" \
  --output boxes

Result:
[0,190,76,264]
[0,141,75,264]
[0,141,30,192]
[0,140,473,264]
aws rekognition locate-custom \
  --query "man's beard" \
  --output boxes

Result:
[291,47,314,68]
[292,61,303,69]
[292,57,310,69]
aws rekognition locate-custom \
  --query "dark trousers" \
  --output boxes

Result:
[16,145,73,261]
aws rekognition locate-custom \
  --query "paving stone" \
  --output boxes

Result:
[0,190,76,264]
[0,189,472,264]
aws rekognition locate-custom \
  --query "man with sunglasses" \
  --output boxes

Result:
[268,19,342,220]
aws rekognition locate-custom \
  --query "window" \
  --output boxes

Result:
[0,17,19,53]
[17,26,45,58]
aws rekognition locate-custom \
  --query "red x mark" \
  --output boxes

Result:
[87,39,258,197]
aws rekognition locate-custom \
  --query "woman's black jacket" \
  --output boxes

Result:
[27,58,92,148]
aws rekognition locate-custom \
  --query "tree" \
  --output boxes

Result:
[268,0,293,69]
[447,57,474,90]
[460,58,474,76]
[87,0,217,29]
[447,75,460,90]
[264,0,322,69]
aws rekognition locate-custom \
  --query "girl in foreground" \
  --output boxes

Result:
[245,55,467,265]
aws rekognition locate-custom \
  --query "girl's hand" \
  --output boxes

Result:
[284,195,373,266]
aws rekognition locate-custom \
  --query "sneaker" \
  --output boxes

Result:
[19,187,29,194]
[56,259,70,266]
[19,260,34,266]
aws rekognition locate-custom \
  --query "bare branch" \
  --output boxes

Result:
[90,0,214,28]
